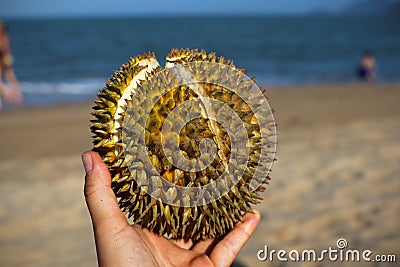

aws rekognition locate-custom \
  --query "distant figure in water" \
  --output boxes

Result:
[0,21,22,110]
[356,50,377,83]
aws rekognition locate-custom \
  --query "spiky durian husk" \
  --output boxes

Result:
[91,48,275,241]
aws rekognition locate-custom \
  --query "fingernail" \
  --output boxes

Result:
[81,152,93,173]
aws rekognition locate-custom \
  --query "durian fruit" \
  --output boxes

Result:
[91,48,276,241]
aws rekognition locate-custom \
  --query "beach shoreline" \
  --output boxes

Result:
[0,83,399,266]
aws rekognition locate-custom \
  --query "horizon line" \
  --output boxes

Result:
[0,11,388,20]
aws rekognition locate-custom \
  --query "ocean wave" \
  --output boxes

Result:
[15,79,106,107]
[20,79,105,96]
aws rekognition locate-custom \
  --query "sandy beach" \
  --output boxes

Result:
[0,83,399,267]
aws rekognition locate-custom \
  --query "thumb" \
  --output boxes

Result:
[82,151,128,229]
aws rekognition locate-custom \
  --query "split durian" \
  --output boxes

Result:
[91,48,276,241]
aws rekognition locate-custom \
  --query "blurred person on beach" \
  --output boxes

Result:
[0,21,22,110]
[356,50,377,83]
[82,151,260,267]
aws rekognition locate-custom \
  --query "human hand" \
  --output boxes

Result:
[82,151,260,267]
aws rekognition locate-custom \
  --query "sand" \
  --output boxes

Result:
[0,83,399,267]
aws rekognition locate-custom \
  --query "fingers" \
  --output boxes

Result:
[209,210,260,267]
[82,151,128,230]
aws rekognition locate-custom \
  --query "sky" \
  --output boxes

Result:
[0,0,363,18]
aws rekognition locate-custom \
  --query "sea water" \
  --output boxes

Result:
[4,15,400,107]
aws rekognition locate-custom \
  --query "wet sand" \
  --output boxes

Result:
[0,83,399,266]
